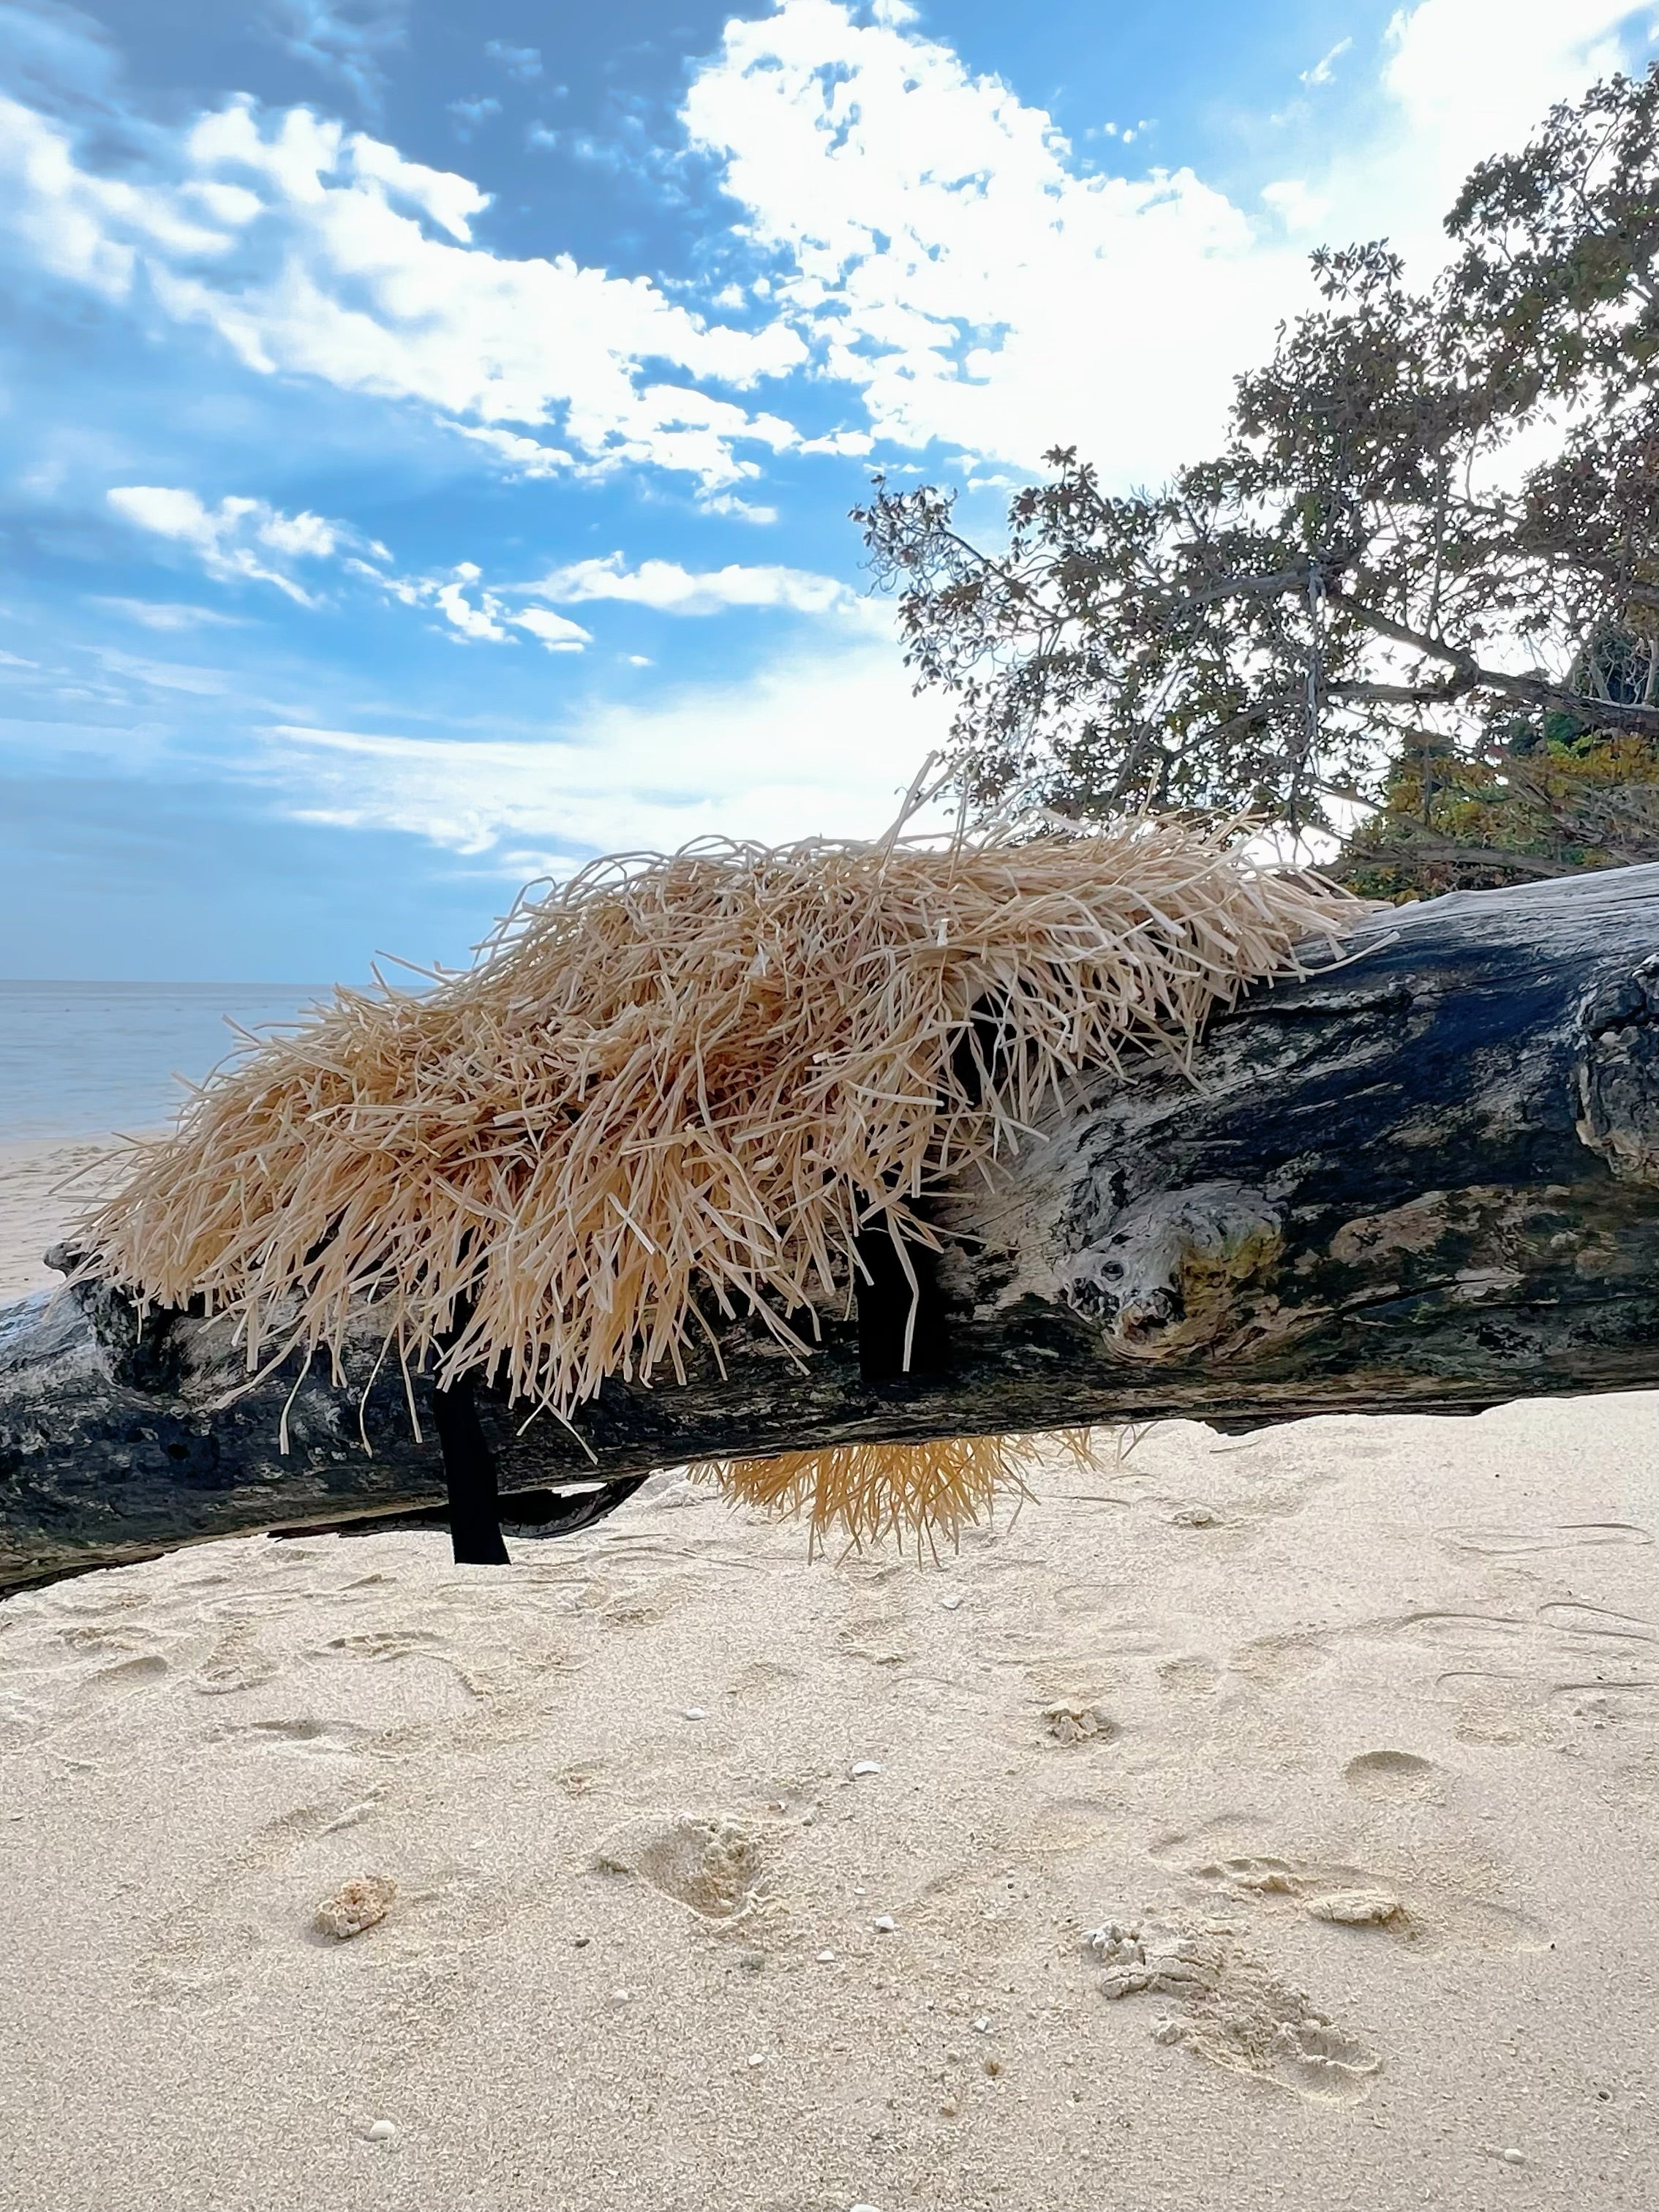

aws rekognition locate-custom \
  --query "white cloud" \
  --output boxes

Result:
[261,638,953,860]
[484,40,543,83]
[682,1,1290,482]
[105,485,596,650]
[10,0,1644,523]
[682,0,1656,484]
[1260,178,1330,234]
[698,492,780,524]
[0,91,808,489]
[447,94,502,140]
[431,569,511,642]
[522,552,854,617]
[1301,37,1353,87]
[452,424,574,478]
[108,484,346,603]
[383,562,594,651]
[263,1,408,114]
[1374,0,1641,225]
[511,606,592,651]
[799,428,876,458]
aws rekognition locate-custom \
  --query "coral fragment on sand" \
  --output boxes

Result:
[315,1874,396,1940]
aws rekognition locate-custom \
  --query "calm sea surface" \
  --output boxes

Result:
[0,982,328,1146]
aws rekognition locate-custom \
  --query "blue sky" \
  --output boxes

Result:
[2,0,1652,979]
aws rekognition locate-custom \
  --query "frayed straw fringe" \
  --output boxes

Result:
[75,809,1361,1540]
[688,1429,1099,1560]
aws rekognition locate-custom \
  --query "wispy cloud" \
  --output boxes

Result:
[106,486,356,604]
[484,40,543,83]
[447,94,502,140]
[91,597,251,632]
[1301,37,1353,88]
[261,639,950,863]
[261,1,408,116]
[520,553,854,617]
[107,484,603,650]
[100,485,851,650]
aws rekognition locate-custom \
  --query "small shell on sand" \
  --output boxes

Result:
[315,1875,396,1940]
[362,2120,396,2144]
[1305,1889,1402,1926]
[849,1761,883,1778]
[872,1914,898,1933]
[938,1595,963,1611]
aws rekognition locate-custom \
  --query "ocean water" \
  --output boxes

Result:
[0,982,328,1146]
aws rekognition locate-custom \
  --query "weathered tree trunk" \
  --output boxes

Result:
[7,862,1659,1596]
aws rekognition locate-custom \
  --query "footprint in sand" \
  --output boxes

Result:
[191,1644,282,1696]
[1181,1851,1418,1940]
[1154,1824,1549,1954]
[591,1813,766,1922]
[135,1795,369,2009]
[207,1715,377,1756]
[0,1637,173,1744]
[1228,1629,1334,1688]
[1024,1797,1120,1854]
[1084,1914,1381,2104]
[1344,1749,1442,1799]
[727,1658,802,1703]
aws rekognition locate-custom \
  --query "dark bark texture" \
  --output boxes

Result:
[7,863,1659,1595]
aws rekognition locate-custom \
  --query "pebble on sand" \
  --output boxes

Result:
[849,1761,883,1778]
[938,1594,963,1611]
[682,1707,708,1720]
[817,1949,838,1962]
[362,2120,396,2144]
[872,1915,898,1933]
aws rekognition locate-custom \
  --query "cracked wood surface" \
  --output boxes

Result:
[7,863,1659,1594]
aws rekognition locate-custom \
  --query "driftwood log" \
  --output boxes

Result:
[7,862,1659,1595]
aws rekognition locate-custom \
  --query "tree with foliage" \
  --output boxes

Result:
[855,67,1659,894]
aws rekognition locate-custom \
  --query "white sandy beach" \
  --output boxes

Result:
[0,1137,133,1304]
[1,1138,1655,2211]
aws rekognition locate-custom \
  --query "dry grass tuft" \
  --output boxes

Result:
[690,1428,1099,1556]
[75,813,1361,1483]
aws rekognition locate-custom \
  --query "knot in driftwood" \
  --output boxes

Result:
[1054,1183,1284,1363]
[1576,955,1659,1188]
